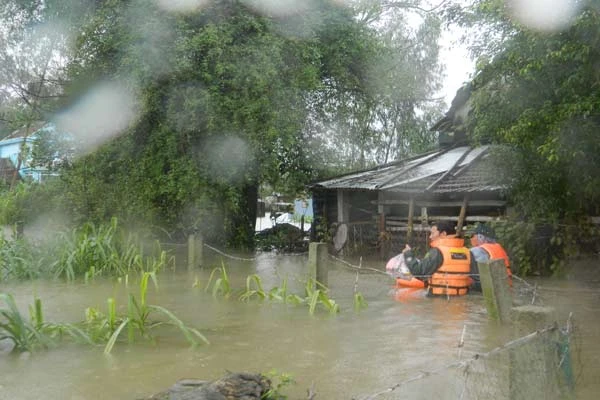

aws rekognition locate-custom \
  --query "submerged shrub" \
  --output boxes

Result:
[47,217,170,280]
[0,236,45,281]
[0,273,208,354]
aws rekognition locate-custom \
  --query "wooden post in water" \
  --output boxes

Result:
[308,242,328,289]
[509,306,562,400]
[479,258,513,323]
[188,234,203,270]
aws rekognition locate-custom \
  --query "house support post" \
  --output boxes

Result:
[379,213,387,259]
[456,195,469,235]
[407,197,415,244]
[420,207,429,248]
[378,191,388,259]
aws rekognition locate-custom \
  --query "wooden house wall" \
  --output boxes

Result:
[311,187,506,258]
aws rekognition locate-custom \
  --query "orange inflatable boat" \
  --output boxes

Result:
[386,254,427,289]
[395,274,426,289]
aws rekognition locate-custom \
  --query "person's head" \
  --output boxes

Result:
[429,220,456,242]
[469,223,496,246]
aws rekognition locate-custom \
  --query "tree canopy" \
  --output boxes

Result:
[447,0,600,221]
[0,0,439,246]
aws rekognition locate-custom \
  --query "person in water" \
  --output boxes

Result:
[468,223,512,291]
[402,220,467,277]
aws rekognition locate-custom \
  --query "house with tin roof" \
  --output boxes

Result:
[308,85,510,257]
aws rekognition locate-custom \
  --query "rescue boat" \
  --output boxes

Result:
[395,274,427,289]
[385,253,427,289]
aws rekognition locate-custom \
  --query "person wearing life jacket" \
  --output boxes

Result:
[402,220,472,296]
[468,223,512,291]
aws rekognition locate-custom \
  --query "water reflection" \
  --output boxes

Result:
[0,252,597,399]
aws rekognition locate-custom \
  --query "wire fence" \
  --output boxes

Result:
[158,238,589,399]
[354,319,573,400]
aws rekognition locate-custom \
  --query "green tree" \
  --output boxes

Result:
[0,0,90,187]
[456,1,600,219]
[1,0,446,248]
[57,1,384,246]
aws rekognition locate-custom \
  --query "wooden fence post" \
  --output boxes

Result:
[308,242,328,289]
[479,259,513,323]
[188,234,203,270]
[509,306,562,400]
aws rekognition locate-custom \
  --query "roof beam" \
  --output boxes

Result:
[374,199,507,207]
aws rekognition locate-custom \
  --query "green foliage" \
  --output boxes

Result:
[236,274,340,315]
[50,0,445,248]
[0,293,52,352]
[2,0,446,250]
[48,217,170,281]
[489,219,595,276]
[0,182,57,230]
[239,274,267,302]
[262,370,296,400]
[0,273,208,354]
[353,292,368,312]
[0,235,43,281]
[459,3,600,221]
[103,272,209,354]
[0,293,89,352]
[442,2,600,270]
[304,279,340,315]
[0,217,170,282]
[204,263,232,299]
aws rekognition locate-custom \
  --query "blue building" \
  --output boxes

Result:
[0,122,64,183]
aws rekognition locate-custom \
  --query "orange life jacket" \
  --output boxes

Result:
[429,236,472,296]
[479,243,512,285]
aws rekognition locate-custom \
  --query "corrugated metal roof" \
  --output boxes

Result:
[311,145,507,194]
[310,151,439,190]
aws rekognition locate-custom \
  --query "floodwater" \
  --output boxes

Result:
[0,250,598,400]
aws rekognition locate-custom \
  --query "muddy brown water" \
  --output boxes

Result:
[0,251,598,399]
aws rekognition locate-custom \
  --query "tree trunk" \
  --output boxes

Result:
[227,181,258,250]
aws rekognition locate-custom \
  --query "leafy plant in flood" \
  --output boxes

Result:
[0,294,90,352]
[239,274,267,302]
[48,217,170,281]
[237,275,339,315]
[304,279,339,315]
[100,272,209,354]
[262,369,296,400]
[204,262,232,299]
[0,236,45,281]
[353,292,367,312]
[0,293,52,352]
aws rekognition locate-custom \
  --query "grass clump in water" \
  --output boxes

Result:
[0,273,208,354]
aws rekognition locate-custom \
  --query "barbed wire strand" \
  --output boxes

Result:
[329,255,395,277]
[164,242,586,303]
[202,243,257,262]
[457,324,467,360]
[356,323,560,400]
